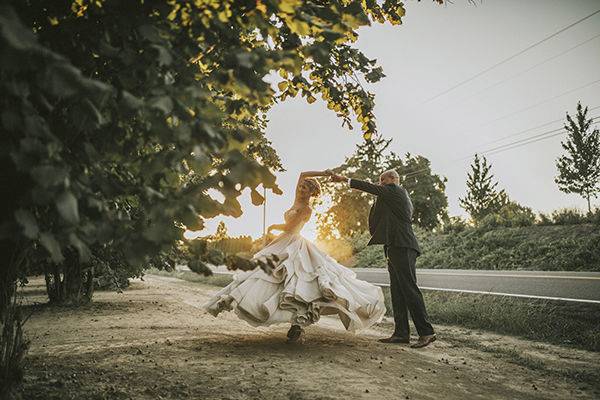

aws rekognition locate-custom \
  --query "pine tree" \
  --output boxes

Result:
[459,154,507,223]
[555,102,600,213]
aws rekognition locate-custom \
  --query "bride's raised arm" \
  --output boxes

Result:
[295,170,332,192]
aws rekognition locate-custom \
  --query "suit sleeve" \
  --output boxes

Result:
[349,179,386,196]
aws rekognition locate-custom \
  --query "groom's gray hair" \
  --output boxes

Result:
[380,169,400,183]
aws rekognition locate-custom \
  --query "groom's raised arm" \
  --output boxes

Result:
[331,174,386,196]
[349,179,386,196]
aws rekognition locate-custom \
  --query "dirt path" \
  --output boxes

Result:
[19,275,599,400]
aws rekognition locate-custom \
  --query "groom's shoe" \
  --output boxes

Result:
[410,334,436,348]
[378,335,410,344]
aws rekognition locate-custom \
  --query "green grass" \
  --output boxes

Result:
[382,286,600,352]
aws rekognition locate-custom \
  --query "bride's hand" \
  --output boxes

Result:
[330,174,347,183]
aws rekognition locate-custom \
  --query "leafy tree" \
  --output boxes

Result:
[459,154,507,223]
[3,0,414,306]
[555,102,600,213]
[317,135,448,239]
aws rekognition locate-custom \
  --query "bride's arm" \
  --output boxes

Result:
[268,209,311,234]
[295,170,332,192]
[299,170,332,178]
[267,223,287,233]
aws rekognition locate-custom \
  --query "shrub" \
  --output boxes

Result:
[477,201,536,229]
[353,224,600,271]
[588,208,600,225]
[551,208,587,225]
[537,213,553,226]
[442,216,469,234]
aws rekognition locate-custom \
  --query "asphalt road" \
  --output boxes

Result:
[354,268,600,304]
[200,265,600,304]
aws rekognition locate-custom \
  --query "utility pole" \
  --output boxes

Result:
[262,185,267,246]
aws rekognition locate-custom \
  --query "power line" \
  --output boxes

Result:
[451,32,600,106]
[475,77,600,130]
[463,113,599,158]
[477,105,600,147]
[464,127,565,159]
[400,114,599,180]
[484,131,566,157]
[423,8,600,103]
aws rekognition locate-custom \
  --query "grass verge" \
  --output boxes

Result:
[445,335,600,388]
[382,286,600,352]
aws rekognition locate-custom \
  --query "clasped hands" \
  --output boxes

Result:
[324,169,347,183]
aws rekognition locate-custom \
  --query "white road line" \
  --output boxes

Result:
[417,272,600,280]
[372,283,600,304]
[360,271,600,280]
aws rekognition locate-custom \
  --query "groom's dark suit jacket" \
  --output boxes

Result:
[349,179,421,255]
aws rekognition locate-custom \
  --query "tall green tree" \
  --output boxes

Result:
[317,135,448,239]
[555,102,600,213]
[3,0,415,307]
[459,154,507,223]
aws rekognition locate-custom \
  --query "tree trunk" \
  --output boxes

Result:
[0,242,29,399]
[587,194,591,215]
[44,250,94,306]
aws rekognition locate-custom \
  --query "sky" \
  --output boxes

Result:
[192,0,600,241]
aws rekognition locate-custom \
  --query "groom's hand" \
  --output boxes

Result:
[330,174,348,183]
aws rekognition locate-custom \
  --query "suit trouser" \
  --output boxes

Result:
[384,245,434,337]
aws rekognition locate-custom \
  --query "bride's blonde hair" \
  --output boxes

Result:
[303,178,321,197]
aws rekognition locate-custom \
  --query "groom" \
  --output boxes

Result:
[331,169,436,348]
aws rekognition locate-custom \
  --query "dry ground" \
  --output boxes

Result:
[18,275,600,400]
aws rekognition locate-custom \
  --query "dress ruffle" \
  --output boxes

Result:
[203,233,386,332]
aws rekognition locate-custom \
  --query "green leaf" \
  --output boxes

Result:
[148,96,173,114]
[138,24,161,42]
[39,232,64,264]
[235,52,255,69]
[151,44,173,66]
[120,91,144,111]
[14,209,39,239]
[69,233,91,263]
[188,259,212,276]
[250,188,265,206]
[277,81,288,91]
[55,191,79,225]
[205,248,225,266]
[30,166,67,188]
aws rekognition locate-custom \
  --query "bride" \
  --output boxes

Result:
[203,170,386,343]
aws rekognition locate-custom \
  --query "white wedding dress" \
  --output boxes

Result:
[203,210,386,332]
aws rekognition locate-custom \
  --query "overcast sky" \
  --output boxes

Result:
[194,0,600,240]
